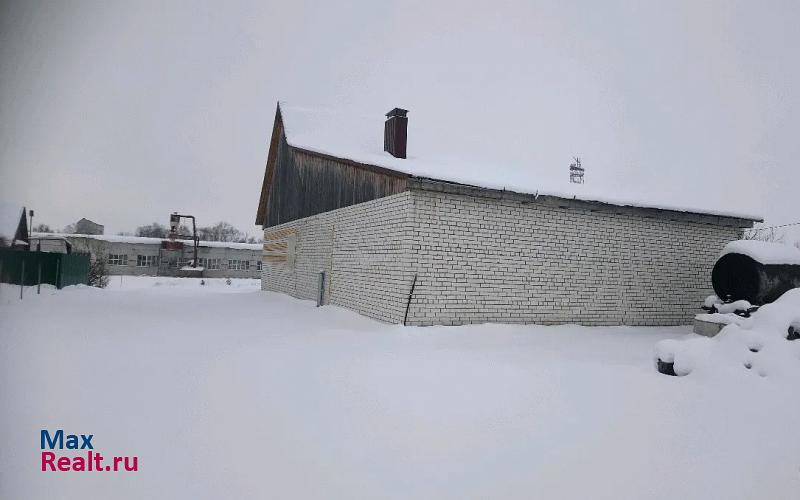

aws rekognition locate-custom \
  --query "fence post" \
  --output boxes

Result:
[20,260,25,300]
[55,259,61,290]
[37,261,42,294]
[317,271,326,307]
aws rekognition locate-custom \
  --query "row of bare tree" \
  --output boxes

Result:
[130,221,261,243]
[30,221,262,244]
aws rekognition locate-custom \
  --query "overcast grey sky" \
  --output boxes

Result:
[1,0,798,238]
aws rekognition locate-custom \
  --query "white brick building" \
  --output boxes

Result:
[256,104,759,326]
[29,233,263,279]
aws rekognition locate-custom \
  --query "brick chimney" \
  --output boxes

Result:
[384,108,408,159]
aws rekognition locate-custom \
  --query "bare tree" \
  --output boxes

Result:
[197,221,244,242]
[134,222,193,238]
[173,224,193,238]
[129,220,255,243]
[742,225,784,243]
[136,222,169,238]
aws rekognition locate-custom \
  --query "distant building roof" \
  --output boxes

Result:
[75,218,104,235]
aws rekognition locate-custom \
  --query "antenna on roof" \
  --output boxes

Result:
[569,157,584,184]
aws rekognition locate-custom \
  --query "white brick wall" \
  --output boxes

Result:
[263,188,745,326]
[404,190,742,326]
[262,192,415,323]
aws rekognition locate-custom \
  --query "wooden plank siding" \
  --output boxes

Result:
[255,106,286,227]
[262,143,410,228]
[263,228,297,263]
[256,104,410,228]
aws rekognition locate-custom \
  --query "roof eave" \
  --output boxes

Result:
[407,177,761,226]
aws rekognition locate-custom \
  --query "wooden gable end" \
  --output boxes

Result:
[255,106,286,226]
[256,104,410,229]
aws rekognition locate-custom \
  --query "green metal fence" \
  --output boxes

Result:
[0,249,90,288]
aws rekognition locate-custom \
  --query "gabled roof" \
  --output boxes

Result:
[0,202,25,243]
[0,202,28,246]
[13,209,28,245]
[255,105,287,226]
[256,102,763,224]
[77,218,102,226]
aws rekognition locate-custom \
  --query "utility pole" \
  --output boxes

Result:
[169,212,199,268]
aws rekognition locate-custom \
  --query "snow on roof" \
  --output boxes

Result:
[31,232,262,251]
[279,104,762,221]
[721,240,800,265]
[29,233,71,242]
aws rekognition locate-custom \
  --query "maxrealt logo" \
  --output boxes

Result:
[40,429,138,472]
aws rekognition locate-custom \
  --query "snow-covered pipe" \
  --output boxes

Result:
[712,252,800,305]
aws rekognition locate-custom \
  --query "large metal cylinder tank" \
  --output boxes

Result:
[712,252,800,305]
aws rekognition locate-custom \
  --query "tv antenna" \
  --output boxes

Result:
[569,157,584,184]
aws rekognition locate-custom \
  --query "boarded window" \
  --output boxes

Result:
[264,229,297,268]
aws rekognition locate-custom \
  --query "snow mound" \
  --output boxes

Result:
[720,240,800,265]
[703,294,720,308]
[715,299,753,314]
[656,288,800,379]
[694,312,746,326]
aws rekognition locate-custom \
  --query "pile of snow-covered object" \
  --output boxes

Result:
[656,240,800,377]
[656,289,800,377]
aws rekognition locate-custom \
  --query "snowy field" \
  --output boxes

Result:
[1,277,799,499]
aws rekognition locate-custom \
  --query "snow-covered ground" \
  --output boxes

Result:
[1,277,799,499]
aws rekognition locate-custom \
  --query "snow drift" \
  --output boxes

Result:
[656,288,800,379]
